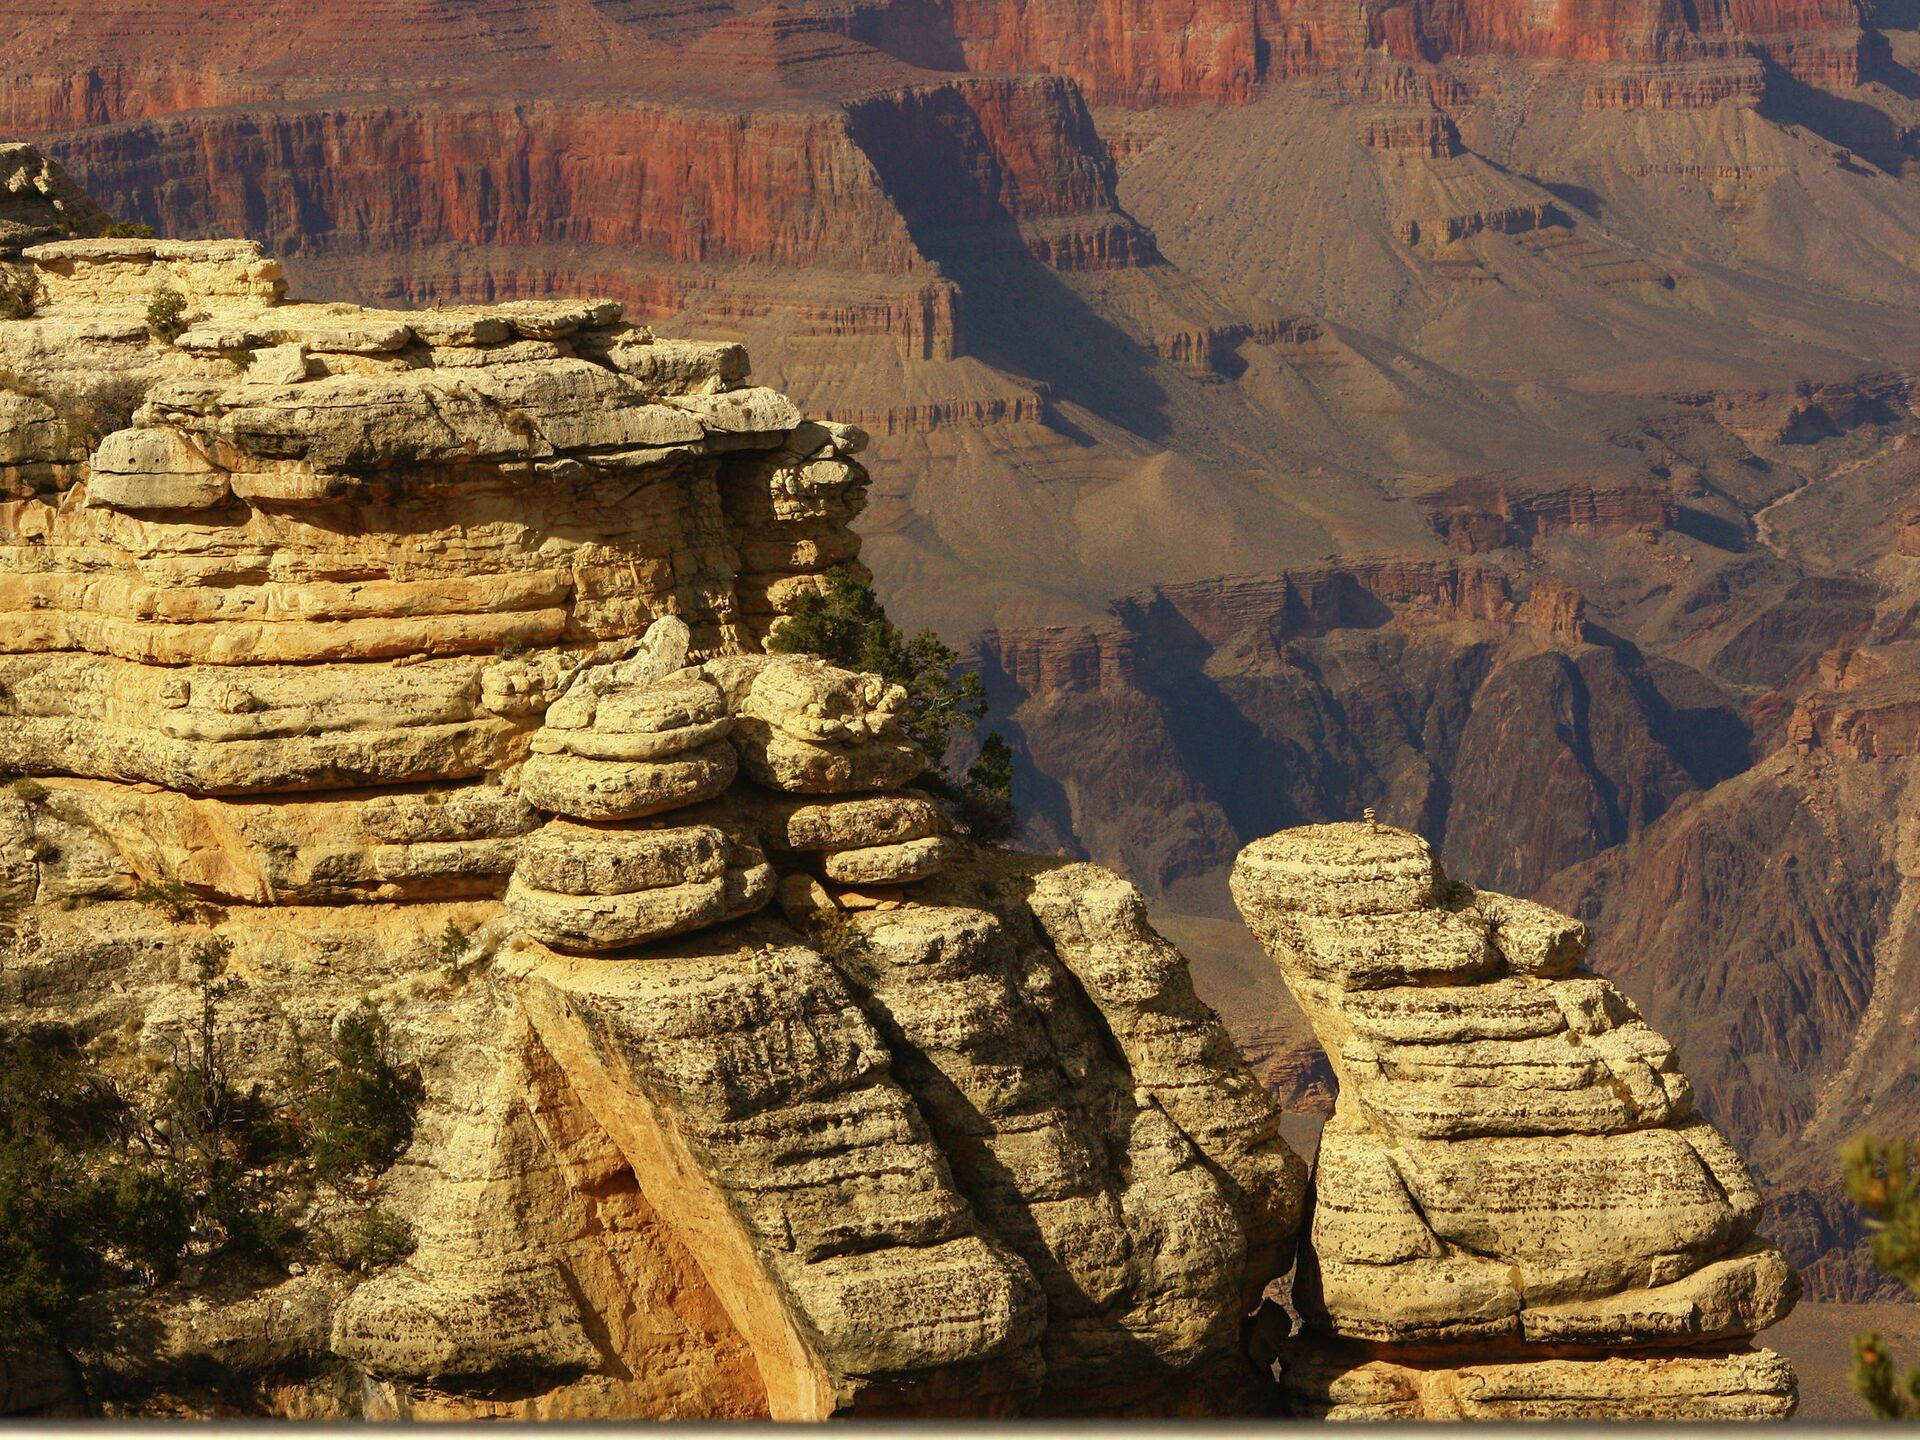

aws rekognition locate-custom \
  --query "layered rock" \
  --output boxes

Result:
[464,628,1309,1413]
[0,154,1308,1418]
[1232,820,1799,1420]
[0,210,877,908]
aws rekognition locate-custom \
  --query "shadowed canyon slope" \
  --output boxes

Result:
[7,0,1920,1305]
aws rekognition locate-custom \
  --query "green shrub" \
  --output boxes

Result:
[145,288,189,343]
[768,567,983,768]
[1845,1135,1920,1419]
[0,274,33,321]
[6,776,49,805]
[0,1032,182,1348]
[106,1166,191,1285]
[219,347,255,373]
[0,946,431,1353]
[319,1205,416,1273]
[436,921,470,975]
[132,878,199,920]
[100,221,156,239]
[305,1003,423,1184]
[156,939,303,1259]
[955,733,1017,843]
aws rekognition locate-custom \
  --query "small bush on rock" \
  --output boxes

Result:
[318,1205,416,1273]
[100,221,155,239]
[1847,1135,1920,1418]
[133,879,200,920]
[0,272,34,321]
[769,566,1018,836]
[305,1003,424,1184]
[0,1031,181,1353]
[436,921,470,975]
[145,288,189,343]
[157,939,304,1260]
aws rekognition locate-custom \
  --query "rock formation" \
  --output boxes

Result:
[0,143,1840,1422]
[0,147,1309,1417]
[1233,820,1799,1420]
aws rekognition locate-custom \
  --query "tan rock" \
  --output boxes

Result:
[1025,863,1309,1307]
[1282,1343,1798,1421]
[751,789,949,851]
[504,816,775,953]
[86,425,230,510]
[1231,821,1799,1418]
[706,655,925,793]
[519,744,738,823]
[743,789,956,885]
[244,342,309,385]
[820,835,956,885]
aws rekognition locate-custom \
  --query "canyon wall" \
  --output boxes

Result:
[8,0,1920,1333]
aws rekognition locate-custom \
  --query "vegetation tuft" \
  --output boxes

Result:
[768,566,1016,837]
[100,221,156,239]
[304,1003,424,1184]
[144,288,189,343]
[133,878,202,920]
[0,936,426,1376]
[0,271,34,321]
[436,921,471,976]
[1846,1135,1920,1419]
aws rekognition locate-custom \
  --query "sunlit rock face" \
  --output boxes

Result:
[1233,819,1800,1422]
[0,146,1307,1419]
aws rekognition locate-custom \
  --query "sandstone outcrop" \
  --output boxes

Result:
[0,150,1308,1418]
[0,201,879,907]
[1232,820,1799,1420]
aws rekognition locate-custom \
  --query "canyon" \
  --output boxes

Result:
[3,0,1919,1392]
[0,197,1802,1416]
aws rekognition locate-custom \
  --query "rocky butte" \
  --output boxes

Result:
[0,149,1796,1418]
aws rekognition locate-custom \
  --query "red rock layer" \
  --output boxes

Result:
[38,70,1145,352]
[927,0,1265,104]
[0,0,1879,126]
[45,101,925,273]
[1729,0,1873,81]
[843,76,1158,269]
[1417,479,1676,553]
[980,559,1584,696]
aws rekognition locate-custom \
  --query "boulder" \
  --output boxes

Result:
[705,655,925,793]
